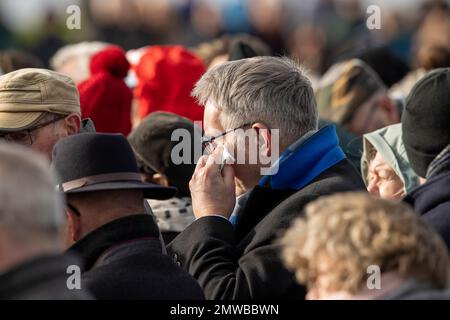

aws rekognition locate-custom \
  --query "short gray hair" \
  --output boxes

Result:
[0,142,64,242]
[50,41,109,83]
[192,56,318,145]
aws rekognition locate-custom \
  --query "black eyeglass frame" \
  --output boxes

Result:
[0,114,67,146]
[201,122,254,152]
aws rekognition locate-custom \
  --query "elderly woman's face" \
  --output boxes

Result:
[367,151,405,200]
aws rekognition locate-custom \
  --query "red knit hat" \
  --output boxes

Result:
[78,45,132,135]
[134,46,205,122]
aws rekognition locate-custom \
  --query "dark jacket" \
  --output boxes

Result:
[80,118,96,133]
[0,253,91,300]
[168,160,365,299]
[382,278,450,300]
[405,143,450,250]
[319,119,362,172]
[68,214,205,300]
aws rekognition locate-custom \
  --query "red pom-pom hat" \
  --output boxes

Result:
[78,45,132,135]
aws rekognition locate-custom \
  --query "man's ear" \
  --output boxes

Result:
[64,113,82,136]
[64,208,81,245]
[252,122,272,157]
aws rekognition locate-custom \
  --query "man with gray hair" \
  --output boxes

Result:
[168,56,366,299]
[0,68,95,160]
[0,142,90,299]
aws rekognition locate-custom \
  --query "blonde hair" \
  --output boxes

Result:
[281,192,449,294]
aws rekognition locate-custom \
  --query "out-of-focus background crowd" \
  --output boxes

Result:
[1,0,448,75]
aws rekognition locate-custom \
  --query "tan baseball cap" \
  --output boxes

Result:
[0,68,80,132]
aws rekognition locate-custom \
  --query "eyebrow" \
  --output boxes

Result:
[373,163,393,171]
[367,162,393,177]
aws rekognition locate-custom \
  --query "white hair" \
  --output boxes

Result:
[0,143,64,243]
[50,41,110,83]
[192,56,318,146]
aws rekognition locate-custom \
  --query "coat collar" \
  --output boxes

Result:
[259,124,346,190]
[0,253,80,298]
[405,143,450,214]
[80,118,96,133]
[426,143,450,179]
[68,214,160,270]
[231,125,346,230]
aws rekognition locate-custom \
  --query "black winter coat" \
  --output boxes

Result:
[69,214,205,300]
[0,253,91,300]
[168,159,366,299]
[405,144,450,250]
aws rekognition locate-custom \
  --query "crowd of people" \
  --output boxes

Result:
[0,2,450,301]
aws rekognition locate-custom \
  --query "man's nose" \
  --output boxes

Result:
[367,179,380,196]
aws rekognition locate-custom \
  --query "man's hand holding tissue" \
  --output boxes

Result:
[189,145,236,220]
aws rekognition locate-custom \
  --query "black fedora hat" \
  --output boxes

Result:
[51,133,177,199]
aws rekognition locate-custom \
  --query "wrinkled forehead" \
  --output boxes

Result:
[368,151,392,172]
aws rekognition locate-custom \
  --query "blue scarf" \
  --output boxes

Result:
[258,124,346,189]
[229,125,345,226]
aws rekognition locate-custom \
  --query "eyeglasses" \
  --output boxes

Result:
[0,115,66,146]
[202,122,252,155]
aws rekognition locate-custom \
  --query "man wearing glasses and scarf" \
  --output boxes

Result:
[168,56,366,300]
[0,68,95,159]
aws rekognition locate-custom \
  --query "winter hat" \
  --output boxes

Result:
[0,68,80,132]
[228,41,258,61]
[134,46,205,122]
[402,68,450,177]
[356,47,410,87]
[315,59,385,126]
[52,133,176,199]
[128,111,202,197]
[78,45,132,135]
[361,123,419,194]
